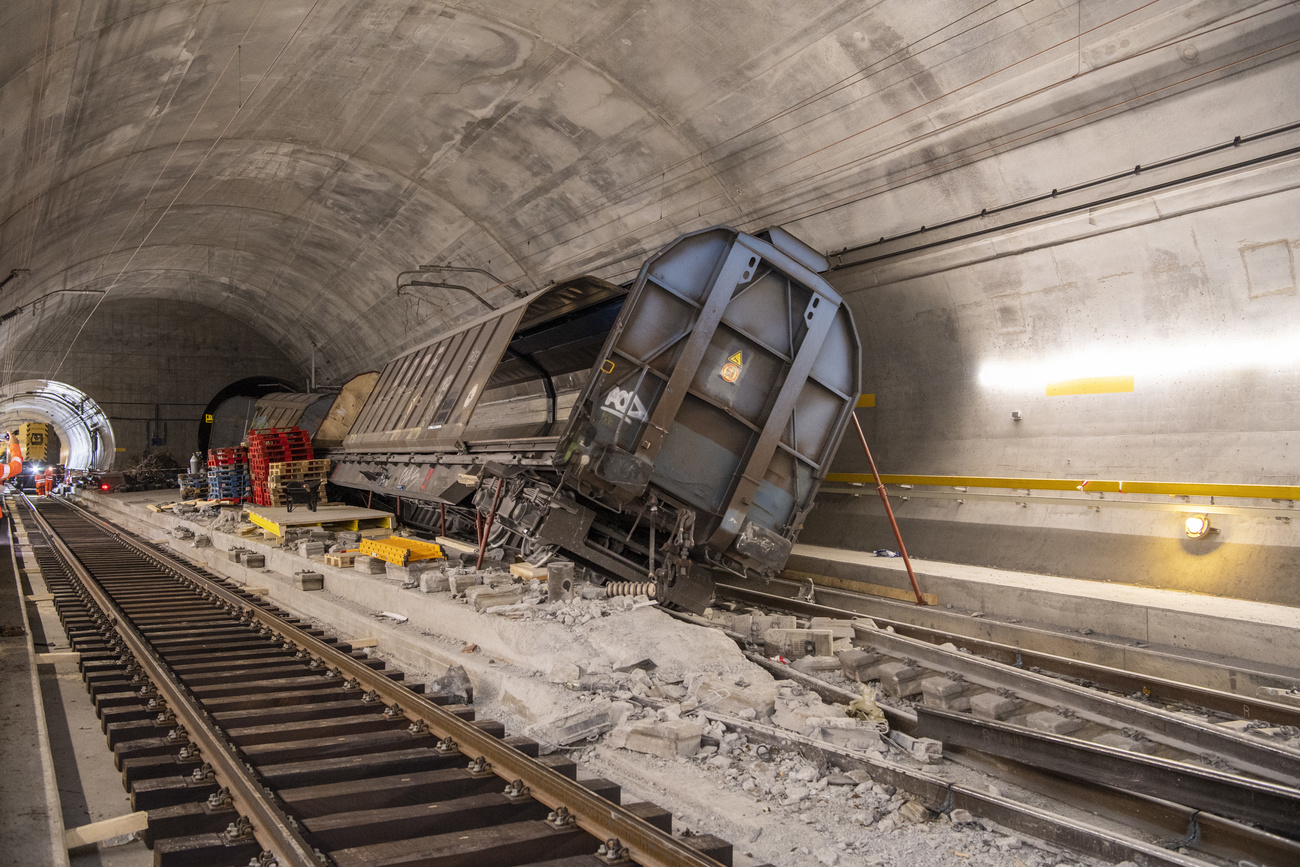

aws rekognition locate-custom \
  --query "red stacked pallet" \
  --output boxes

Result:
[247,427,314,506]
[207,446,249,467]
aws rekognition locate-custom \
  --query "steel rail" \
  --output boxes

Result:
[719,581,1300,726]
[699,711,1211,867]
[23,496,324,867]
[53,496,722,867]
[916,706,1300,837]
[852,621,1300,787]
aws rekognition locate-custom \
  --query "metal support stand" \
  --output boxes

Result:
[851,411,925,606]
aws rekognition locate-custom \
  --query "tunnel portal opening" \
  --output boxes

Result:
[0,379,116,471]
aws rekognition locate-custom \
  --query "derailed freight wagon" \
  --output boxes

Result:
[332,226,861,610]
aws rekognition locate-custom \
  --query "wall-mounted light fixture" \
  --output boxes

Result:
[1184,514,1212,539]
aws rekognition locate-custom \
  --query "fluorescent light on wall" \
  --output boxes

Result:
[978,333,1300,390]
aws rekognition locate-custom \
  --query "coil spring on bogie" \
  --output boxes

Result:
[605,581,656,598]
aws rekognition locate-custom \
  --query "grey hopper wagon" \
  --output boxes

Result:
[331,226,861,610]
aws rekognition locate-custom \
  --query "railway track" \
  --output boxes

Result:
[15,494,743,867]
[701,579,1300,867]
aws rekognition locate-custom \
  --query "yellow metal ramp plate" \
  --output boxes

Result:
[359,536,444,566]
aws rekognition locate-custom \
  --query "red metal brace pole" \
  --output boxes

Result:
[851,411,926,606]
[476,477,505,570]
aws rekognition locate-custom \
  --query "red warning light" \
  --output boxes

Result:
[100,483,111,491]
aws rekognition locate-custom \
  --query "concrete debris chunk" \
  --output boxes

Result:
[297,540,325,557]
[466,582,524,612]
[448,570,483,596]
[528,700,617,748]
[418,570,449,593]
[773,696,846,733]
[810,720,884,753]
[889,730,944,763]
[192,534,211,548]
[687,673,777,720]
[353,555,387,575]
[763,627,833,659]
[427,664,472,705]
[293,571,323,591]
[790,655,841,673]
[607,717,702,758]
[1256,687,1300,708]
[548,663,581,685]
[948,808,975,825]
[899,800,931,824]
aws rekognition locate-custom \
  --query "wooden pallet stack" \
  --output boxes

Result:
[247,427,313,506]
[266,458,331,507]
[176,472,209,500]
[206,447,251,501]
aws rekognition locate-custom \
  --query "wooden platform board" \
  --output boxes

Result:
[247,505,395,537]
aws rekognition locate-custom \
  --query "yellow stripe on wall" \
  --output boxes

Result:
[824,473,1300,501]
[1046,375,1134,396]
[856,394,876,408]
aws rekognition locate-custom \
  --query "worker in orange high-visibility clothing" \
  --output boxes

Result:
[36,466,56,497]
[0,432,22,483]
[0,432,22,516]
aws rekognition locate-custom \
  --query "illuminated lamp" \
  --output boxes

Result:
[1184,514,1211,539]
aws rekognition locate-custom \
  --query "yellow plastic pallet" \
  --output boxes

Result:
[359,536,444,567]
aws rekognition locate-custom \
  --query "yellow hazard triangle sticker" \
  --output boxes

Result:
[720,351,743,383]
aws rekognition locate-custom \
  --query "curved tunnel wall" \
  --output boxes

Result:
[811,117,1300,605]
[2,298,303,465]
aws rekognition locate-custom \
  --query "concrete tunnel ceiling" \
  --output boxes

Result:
[2,0,1298,389]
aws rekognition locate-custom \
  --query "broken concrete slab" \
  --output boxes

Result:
[889,731,943,763]
[448,571,484,596]
[790,655,841,674]
[530,700,618,747]
[298,540,325,557]
[353,555,387,575]
[811,720,885,753]
[688,674,778,720]
[607,717,703,758]
[418,570,450,593]
[467,583,524,612]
